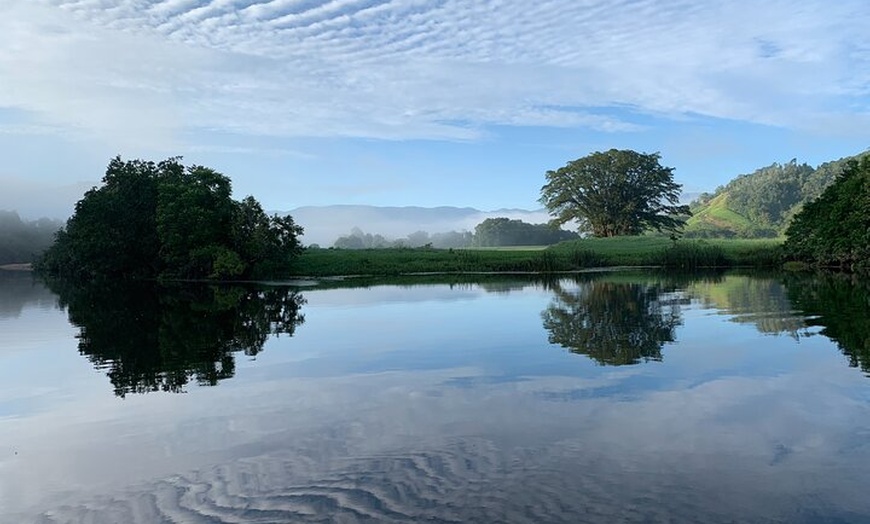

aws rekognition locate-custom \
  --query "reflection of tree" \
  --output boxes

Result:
[542,276,686,365]
[47,280,304,397]
[0,272,57,319]
[785,273,870,374]
[687,273,808,336]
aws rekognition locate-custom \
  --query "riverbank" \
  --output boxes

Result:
[291,237,783,277]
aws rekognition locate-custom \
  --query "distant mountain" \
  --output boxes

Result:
[685,153,867,238]
[279,205,551,246]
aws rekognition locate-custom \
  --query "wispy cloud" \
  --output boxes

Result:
[1,0,867,146]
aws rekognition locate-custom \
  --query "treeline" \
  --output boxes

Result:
[472,217,579,247]
[687,156,858,238]
[0,211,63,265]
[331,218,578,249]
[38,157,304,280]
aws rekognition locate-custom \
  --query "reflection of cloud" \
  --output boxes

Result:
[7,364,870,523]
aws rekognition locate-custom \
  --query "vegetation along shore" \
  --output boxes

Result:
[26,149,870,280]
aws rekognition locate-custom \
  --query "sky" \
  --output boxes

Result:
[1,0,869,219]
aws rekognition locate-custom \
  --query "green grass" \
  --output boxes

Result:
[290,237,784,277]
[685,193,755,234]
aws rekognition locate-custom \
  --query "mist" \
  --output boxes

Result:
[0,176,95,220]
[0,210,63,265]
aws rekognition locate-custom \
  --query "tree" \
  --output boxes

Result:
[783,155,870,270]
[539,149,690,237]
[472,217,578,247]
[38,156,304,280]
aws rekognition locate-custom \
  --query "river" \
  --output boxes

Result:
[1,269,869,523]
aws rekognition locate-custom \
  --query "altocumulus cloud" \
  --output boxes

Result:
[0,0,867,146]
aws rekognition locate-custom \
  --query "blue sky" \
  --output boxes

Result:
[1,0,868,218]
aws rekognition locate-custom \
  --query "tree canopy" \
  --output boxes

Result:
[539,149,689,237]
[39,157,303,280]
[783,155,870,270]
[472,217,578,247]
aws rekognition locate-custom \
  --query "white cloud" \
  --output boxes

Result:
[0,0,866,146]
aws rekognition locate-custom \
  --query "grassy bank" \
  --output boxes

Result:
[290,237,783,277]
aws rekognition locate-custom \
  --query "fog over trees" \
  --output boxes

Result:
[0,210,63,265]
[330,218,579,249]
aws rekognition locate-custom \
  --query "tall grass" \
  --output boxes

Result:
[653,243,728,269]
[290,237,784,277]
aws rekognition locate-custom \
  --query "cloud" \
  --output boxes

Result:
[0,0,867,146]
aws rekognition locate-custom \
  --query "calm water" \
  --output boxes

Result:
[1,270,870,523]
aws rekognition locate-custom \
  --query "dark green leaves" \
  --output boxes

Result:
[783,155,870,270]
[38,157,304,280]
[539,149,689,237]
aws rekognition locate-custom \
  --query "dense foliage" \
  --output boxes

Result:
[38,157,303,280]
[472,218,579,247]
[0,211,62,265]
[540,149,689,237]
[783,156,870,269]
[686,155,860,238]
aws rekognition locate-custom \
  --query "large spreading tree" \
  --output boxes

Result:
[539,149,690,237]
[39,157,303,280]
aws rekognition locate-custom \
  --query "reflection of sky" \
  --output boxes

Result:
[2,276,870,522]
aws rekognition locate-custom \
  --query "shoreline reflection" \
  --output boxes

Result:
[46,279,305,397]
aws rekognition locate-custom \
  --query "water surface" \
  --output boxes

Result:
[1,270,869,523]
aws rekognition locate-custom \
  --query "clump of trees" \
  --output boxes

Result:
[0,211,63,265]
[39,157,303,280]
[540,149,689,237]
[472,217,578,247]
[783,155,870,270]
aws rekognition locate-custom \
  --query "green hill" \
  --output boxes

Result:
[685,154,866,238]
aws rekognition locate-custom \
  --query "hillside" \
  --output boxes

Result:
[685,154,866,238]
